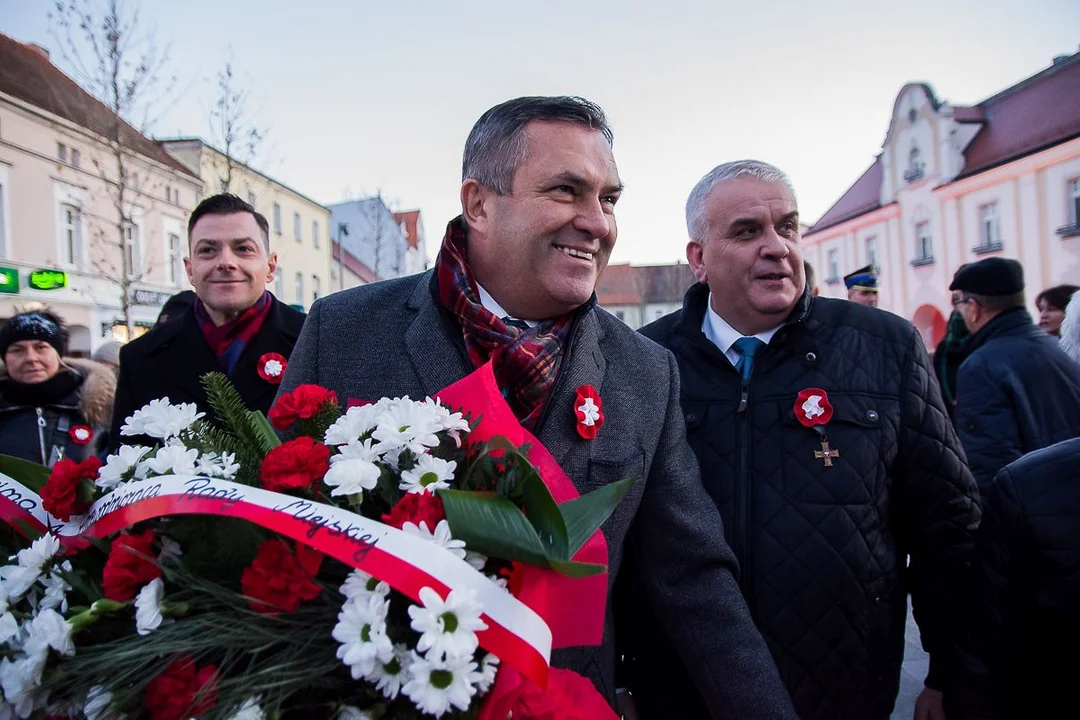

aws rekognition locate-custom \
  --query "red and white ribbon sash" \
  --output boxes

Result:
[0,471,552,686]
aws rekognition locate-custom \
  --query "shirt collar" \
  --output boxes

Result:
[701,292,782,354]
[476,283,538,328]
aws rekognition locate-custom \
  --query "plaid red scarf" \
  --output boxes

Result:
[435,217,573,430]
[194,291,272,377]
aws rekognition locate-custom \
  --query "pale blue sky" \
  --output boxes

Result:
[2,0,1078,264]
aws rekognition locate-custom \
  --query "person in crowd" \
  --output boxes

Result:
[947,288,1080,719]
[932,310,970,420]
[278,96,797,719]
[633,160,980,720]
[1035,283,1079,338]
[155,290,196,326]
[0,309,116,464]
[950,258,1080,488]
[91,340,123,373]
[844,264,879,307]
[110,194,304,449]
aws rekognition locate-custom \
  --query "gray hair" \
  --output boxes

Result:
[1061,290,1080,363]
[462,96,614,195]
[685,160,796,241]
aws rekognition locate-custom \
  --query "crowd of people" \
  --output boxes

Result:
[1,95,1078,720]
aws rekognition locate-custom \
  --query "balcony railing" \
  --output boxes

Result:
[910,256,935,267]
[972,241,1004,255]
[902,166,925,182]
[1056,223,1080,238]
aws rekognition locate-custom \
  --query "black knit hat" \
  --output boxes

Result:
[0,310,68,358]
[949,257,1024,296]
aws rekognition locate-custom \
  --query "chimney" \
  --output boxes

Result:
[26,42,50,61]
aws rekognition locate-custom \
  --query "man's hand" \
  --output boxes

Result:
[914,687,946,720]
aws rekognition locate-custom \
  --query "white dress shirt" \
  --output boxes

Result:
[477,283,538,328]
[701,292,782,366]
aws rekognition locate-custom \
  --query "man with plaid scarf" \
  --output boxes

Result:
[279,96,795,719]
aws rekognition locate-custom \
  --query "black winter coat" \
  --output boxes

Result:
[631,284,981,720]
[954,308,1080,490]
[947,438,1080,719]
[109,296,305,450]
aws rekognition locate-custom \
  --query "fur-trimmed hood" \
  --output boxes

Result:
[0,356,117,429]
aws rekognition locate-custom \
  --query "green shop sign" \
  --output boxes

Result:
[28,269,68,291]
[0,266,17,294]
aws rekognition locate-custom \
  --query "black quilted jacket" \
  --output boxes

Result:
[947,437,1080,720]
[629,284,981,720]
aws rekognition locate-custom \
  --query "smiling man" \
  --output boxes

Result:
[109,194,305,448]
[279,97,798,718]
[635,160,981,720]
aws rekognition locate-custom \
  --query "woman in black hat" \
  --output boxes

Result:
[0,309,115,465]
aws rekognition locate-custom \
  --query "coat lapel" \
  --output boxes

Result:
[232,298,305,413]
[148,312,219,406]
[403,272,474,397]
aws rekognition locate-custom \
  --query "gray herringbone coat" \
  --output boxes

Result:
[278,270,797,719]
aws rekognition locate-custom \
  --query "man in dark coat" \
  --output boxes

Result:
[950,257,1080,489]
[634,160,981,720]
[947,289,1080,719]
[278,97,796,719]
[110,194,304,448]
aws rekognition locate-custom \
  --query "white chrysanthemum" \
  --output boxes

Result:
[96,445,151,489]
[332,594,394,679]
[218,452,240,479]
[398,454,456,495]
[401,520,467,562]
[340,569,389,602]
[476,653,499,694]
[84,685,125,720]
[0,650,48,717]
[142,444,199,477]
[424,397,471,435]
[121,398,203,440]
[135,578,171,636]
[408,586,487,661]
[337,707,373,720]
[367,642,410,700]
[24,608,74,657]
[324,404,380,446]
[1,535,60,600]
[402,650,481,718]
[0,611,18,644]
[228,696,265,720]
[158,537,183,564]
[323,439,382,497]
[372,398,442,456]
[38,571,70,613]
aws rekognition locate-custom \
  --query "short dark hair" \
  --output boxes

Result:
[187,193,270,249]
[462,96,614,195]
[967,291,1026,313]
[1035,284,1080,312]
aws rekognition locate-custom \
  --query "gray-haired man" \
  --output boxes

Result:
[635,160,980,720]
[279,99,795,718]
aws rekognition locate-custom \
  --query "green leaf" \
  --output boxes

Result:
[0,453,51,492]
[561,477,635,556]
[519,473,569,561]
[439,490,550,567]
[247,411,282,452]
[547,558,609,578]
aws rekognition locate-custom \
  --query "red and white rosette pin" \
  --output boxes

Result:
[794,388,834,427]
[257,352,287,384]
[574,385,604,440]
[69,425,94,445]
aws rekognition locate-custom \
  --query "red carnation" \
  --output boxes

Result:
[268,384,339,430]
[240,539,321,614]
[478,665,618,720]
[382,491,446,530]
[40,456,102,521]
[144,654,219,720]
[259,437,330,492]
[102,529,162,602]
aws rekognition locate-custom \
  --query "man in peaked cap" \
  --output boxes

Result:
[950,257,1080,489]
[844,264,879,307]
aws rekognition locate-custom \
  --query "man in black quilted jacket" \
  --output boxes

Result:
[629,160,981,720]
[949,257,1080,489]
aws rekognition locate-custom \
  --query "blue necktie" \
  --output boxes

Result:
[502,316,529,332]
[733,337,765,382]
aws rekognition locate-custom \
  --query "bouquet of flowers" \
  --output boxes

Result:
[0,364,631,720]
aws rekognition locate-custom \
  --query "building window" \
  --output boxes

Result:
[975,202,1003,253]
[272,203,282,234]
[904,146,924,182]
[827,249,840,282]
[165,185,171,202]
[247,189,256,206]
[124,222,141,278]
[71,149,80,168]
[57,143,67,164]
[312,275,321,302]
[60,204,82,267]
[312,220,320,249]
[294,212,302,242]
[295,272,304,304]
[275,264,284,298]
[615,310,625,321]
[913,221,933,265]
[167,233,182,285]
[865,236,878,268]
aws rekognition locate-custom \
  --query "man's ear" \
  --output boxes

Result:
[686,241,707,284]
[461,179,493,233]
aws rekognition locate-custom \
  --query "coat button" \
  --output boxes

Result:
[866,409,879,422]
[805,352,817,362]
[873,596,882,605]
[685,412,697,423]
